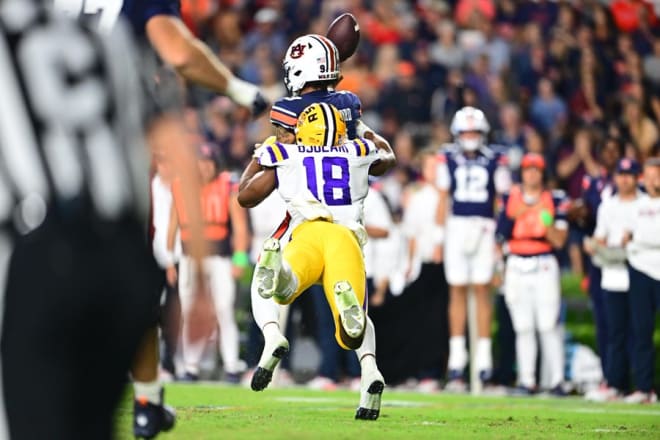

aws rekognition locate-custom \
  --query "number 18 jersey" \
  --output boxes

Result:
[436,144,511,218]
[256,138,380,237]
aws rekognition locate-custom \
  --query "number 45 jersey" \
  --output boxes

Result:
[436,144,511,218]
[255,137,380,244]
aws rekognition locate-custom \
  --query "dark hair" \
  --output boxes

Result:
[599,136,625,157]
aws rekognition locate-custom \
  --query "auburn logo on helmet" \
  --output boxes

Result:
[289,43,305,59]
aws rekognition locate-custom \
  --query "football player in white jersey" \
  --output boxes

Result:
[238,102,395,420]
[435,106,512,390]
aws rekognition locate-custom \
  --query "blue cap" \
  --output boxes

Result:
[616,158,640,175]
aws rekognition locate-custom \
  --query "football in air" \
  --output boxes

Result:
[326,13,360,62]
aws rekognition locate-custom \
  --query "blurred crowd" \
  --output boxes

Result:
[154,0,660,400]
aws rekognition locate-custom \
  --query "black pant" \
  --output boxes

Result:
[1,217,163,440]
[370,263,449,384]
[627,264,659,393]
[603,289,632,390]
[160,267,181,376]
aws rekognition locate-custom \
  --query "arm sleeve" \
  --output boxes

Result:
[553,193,571,230]
[593,202,608,240]
[256,142,289,167]
[494,164,512,194]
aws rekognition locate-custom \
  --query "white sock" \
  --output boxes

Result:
[262,321,283,342]
[516,330,537,388]
[355,316,377,367]
[251,282,280,329]
[448,336,467,371]
[475,338,493,372]
[133,381,161,405]
[226,77,259,108]
[540,328,564,387]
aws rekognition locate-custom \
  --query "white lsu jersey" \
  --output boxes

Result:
[255,137,380,244]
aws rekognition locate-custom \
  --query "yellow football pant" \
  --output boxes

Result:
[276,220,366,350]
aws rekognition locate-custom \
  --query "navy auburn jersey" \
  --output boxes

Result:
[436,144,511,218]
[581,172,614,232]
[270,89,362,139]
[122,0,180,35]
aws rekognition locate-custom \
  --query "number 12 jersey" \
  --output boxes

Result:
[436,145,511,218]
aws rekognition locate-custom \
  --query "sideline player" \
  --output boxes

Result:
[435,106,511,390]
[238,103,396,419]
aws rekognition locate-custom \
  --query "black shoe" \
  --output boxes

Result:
[509,385,535,396]
[548,384,568,397]
[251,91,270,117]
[178,371,199,382]
[133,397,176,439]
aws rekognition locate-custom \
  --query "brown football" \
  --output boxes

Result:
[326,13,360,62]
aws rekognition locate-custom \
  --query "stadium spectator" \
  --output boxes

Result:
[622,157,660,404]
[167,142,249,383]
[150,145,183,381]
[401,149,450,392]
[584,158,642,401]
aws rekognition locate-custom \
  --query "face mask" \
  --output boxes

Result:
[460,138,481,151]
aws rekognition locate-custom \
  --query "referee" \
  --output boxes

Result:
[0,1,208,439]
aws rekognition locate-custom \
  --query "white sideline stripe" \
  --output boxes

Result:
[275,396,430,408]
[566,407,660,417]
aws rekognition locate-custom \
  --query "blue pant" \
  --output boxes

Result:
[588,265,609,375]
[310,284,360,380]
[603,289,632,390]
[627,264,659,392]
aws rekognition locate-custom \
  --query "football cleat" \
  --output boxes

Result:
[334,281,365,339]
[251,334,290,391]
[254,238,282,299]
[355,368,385,420]
[509,385,536,396]
[444,369,467,393]
[133,394,176,439]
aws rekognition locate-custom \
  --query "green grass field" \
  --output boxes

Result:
[115,384,660,439]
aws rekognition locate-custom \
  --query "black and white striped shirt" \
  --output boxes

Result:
[0,0,150,237]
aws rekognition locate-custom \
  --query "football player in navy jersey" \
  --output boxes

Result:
[53,0,269,116]
[434,107,512,391]
[269,34,388,147]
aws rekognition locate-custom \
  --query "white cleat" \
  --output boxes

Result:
[355,368,385,420]
[334,281,365,339]
[254,238,282,299]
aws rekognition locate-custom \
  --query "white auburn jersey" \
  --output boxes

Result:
[255,137,380,244]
